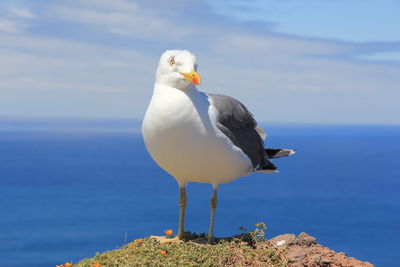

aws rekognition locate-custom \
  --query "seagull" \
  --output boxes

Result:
[142,50,295,243]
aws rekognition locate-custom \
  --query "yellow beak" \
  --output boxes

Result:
[180,70,201,85]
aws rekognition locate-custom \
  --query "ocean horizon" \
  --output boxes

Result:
[1,119,399,267]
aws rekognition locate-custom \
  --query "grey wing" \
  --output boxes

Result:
[208,94,276,172]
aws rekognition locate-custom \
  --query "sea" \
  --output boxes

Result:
[0,119,399,267]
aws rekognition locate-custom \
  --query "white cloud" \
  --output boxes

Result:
[1,0,400,123]
[8,8,36,19]
[109,27,134,37]
[0,7,36,33]
[0,32,154,94]
[212,33,355,57]
[357,52,400,62]
[46,2,194,41]
[0,18,21,33]
[2,77,132,92]
[72,0,138,11]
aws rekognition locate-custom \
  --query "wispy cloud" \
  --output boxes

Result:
[0,32,153,93]
[8,7,36,19]
[73,0,138,11]
[0,0,400,124]
[0,6,36,33]
[357,52,400,62]
[0,18,21,33]
[47,2,193,41]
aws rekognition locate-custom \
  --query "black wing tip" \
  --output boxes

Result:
[256,160,277,171]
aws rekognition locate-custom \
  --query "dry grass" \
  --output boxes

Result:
[74,223,288,267]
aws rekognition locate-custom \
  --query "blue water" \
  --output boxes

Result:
[1,121,399,267]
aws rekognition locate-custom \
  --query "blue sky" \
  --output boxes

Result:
[0,0,399,124]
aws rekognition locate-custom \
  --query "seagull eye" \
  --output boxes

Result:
[169,59,175,66]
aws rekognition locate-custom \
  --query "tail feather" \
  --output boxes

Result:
[256,169,279,174]
[255,158,277,173]
[265,148,296,159]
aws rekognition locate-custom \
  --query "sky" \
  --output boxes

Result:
[0,0,399,124]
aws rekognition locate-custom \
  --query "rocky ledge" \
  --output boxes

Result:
[270,232,373,267]
[74,232,374,266]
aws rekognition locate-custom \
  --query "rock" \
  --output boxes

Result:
[287,247,308,262]
[295,232,317,246]
[273,232,375,267]
[149,235,182,244]
[270,234,296,246]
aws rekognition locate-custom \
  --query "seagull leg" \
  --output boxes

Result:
[178,186,187,240]
[207,187,218,244]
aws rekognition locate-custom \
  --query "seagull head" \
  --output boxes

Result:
[156,50,201,90]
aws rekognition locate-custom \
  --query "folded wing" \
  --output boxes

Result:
[208,94,277,172]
